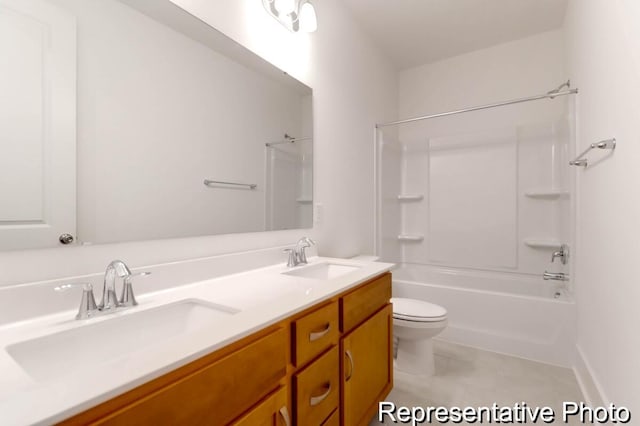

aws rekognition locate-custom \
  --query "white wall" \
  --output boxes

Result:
[0,0,397,286]
[392,30,570,276]
[564,0,640,410]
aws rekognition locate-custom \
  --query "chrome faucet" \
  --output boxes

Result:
[295,237,316,265]
[551,244,569,265]
[284,237,317,267]
[56,260,151,320]
[543,271,569,281]
[100,260,132,311]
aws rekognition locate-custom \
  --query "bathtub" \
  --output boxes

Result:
[391,263,576,367]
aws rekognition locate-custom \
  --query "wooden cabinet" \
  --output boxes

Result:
[341,305,393,426]
[296,273,392,426]
[60,272,392,426]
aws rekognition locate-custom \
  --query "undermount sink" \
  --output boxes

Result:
[6,299,239,382]
[283,262,361,280]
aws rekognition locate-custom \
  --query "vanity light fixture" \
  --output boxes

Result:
[262,0,318,33]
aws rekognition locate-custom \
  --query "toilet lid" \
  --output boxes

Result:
[391,297,447,322]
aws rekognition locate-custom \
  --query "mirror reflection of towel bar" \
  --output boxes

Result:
[203,179,257,189]
[570,138,616,167]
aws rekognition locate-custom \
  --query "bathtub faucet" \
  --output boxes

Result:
[543,271,569,281]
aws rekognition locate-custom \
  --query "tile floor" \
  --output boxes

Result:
[370,340,584,425]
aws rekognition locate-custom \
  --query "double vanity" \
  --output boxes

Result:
[0,252,393,425]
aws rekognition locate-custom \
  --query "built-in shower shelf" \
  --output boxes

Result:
[296,198,313,203]
[524,239,562,249]
[524,189,569,199]
[397,194,424,202]
[397,235,424,242]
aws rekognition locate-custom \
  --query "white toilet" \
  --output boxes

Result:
[391,297,448,376]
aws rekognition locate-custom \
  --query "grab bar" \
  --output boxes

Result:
[203,179,257,190]
[570,138,616,167]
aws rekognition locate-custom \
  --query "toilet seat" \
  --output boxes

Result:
[392,297,447,323]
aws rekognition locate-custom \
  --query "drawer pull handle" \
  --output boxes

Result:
[309,383,332,406]
[309,323,331,341]
[345,350,354,382]
[279,406,291,426]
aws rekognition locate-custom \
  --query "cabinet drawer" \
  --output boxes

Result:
[293,301,339,367]
[94,328,287,425]
[232,386,290,426]
[294,346,340,426]
[341,273,391,333]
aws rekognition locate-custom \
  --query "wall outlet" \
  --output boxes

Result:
[314,203,323,225]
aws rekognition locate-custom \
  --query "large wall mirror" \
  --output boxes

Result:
[0,0,313,251]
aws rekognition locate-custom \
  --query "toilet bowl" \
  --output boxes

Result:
[392,297,447,376]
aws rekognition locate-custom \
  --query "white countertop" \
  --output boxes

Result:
[0,256,393,425]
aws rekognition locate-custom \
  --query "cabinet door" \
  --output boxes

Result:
[341,304,393,426]
[232,386,291,426]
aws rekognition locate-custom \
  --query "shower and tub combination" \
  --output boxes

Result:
[375,82,579,371]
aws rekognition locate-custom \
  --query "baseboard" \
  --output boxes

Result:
[573,345,607,407]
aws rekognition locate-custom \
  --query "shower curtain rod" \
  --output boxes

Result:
[376,88,578,128]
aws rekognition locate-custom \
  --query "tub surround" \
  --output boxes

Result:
[0,253,393,425]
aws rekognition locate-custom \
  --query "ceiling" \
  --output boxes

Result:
[342,0,569,70]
